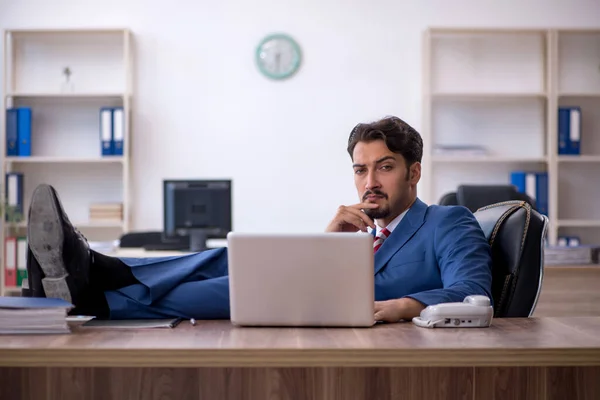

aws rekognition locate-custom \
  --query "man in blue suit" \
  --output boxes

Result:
[25,116,492,323]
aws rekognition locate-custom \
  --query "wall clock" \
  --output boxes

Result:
[255,33,302,80]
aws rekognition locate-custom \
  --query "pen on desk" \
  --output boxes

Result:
[170,318,183,328]
[190,318,196,326]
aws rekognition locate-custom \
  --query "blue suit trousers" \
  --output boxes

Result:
[105,248,231,319]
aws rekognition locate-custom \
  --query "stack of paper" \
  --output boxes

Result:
[89,202,123,223]
[544,245,600,265]
[0,296,73,334]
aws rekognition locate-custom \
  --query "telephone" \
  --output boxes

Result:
[412,295,493,328]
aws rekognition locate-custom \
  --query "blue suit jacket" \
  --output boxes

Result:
[374,198,493,306]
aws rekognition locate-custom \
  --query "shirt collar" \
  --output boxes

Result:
[370,207,409,236]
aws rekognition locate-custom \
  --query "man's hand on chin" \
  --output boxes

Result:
[374,297,426,323]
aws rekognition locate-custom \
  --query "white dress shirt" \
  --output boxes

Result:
[369,207,409,237]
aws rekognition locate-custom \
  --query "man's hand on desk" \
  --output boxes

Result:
[374,298,426,323]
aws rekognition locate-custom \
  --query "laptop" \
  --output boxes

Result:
[227,232,375,327]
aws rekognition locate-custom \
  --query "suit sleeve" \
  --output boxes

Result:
[403,206,493,306]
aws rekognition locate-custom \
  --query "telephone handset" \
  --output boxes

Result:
[412,295,493,328]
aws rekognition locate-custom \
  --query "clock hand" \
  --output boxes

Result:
[275,52,281,73]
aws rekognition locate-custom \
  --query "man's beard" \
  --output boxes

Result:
[362,189,390,219]
[364,205,391,220]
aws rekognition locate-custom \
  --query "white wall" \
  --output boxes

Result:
[1,0,599,234]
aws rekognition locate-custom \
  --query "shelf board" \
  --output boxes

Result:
[1,287,23,295]
[6,92,126,99]
[6,28,130,35]
[428,27,549,34]
[557,220,600,228]
[431,92,546,100]
[5,156,123,164]
[557,155,600,163]
[558,93,600,98]
[432,155,548,163]
[556,28,600,34]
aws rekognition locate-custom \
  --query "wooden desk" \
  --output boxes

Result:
[1,318,600,400]
[108,239,226,258]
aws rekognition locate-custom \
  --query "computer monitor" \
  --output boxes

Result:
[162,179,232,252]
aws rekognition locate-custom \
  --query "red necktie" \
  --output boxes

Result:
[373,228,391,253]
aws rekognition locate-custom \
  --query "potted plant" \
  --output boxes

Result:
[1,199,24,237]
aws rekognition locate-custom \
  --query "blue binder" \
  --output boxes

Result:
[535,172,548,216]
[5,109,18,156]
[99,107,113,156]
[5,108,31,156]
[510,171,526,193]
[17,107,31,156]
[558,107,581,155]
[510,170,547,216]
[112,106,124,156]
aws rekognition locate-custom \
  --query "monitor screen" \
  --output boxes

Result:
[163,179,232,251]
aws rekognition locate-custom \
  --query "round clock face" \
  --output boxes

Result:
[256,34,301,80]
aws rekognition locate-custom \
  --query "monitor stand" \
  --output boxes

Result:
[189,229,209,252]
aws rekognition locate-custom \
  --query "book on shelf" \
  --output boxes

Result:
[0,296,73,335]
[99,106,125,156]
[558,106,581,155]
[510,170,548,216]
[5,107,31,157]
[3,236,28,289]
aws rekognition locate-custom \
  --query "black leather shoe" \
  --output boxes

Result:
[24,247,46,297]
[27,184,91,305]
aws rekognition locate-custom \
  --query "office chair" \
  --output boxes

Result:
[439,184,537,213]
[118,231,164,248]
[473,200,549,318]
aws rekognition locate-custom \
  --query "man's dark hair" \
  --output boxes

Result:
[347,116,423,167]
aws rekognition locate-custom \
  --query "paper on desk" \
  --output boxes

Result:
[81,318,183,329]
[88,240,119,254]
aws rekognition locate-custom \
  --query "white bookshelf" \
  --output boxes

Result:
[5,156,124,163]
[0,28,133,296]
[423,28,600,247]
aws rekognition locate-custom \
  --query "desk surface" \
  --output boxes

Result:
[1,317,600,368]
[106,239,226,258]
[108,248,196,258]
